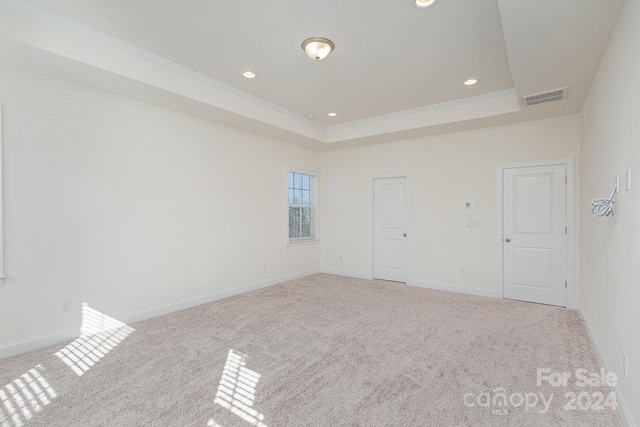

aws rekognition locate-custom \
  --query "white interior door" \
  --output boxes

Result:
[503,164,567,307]
[374,177,407,282]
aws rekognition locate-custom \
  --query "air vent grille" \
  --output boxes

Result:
[522,87,568,107]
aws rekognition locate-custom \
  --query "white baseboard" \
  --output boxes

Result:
[0,328,80,359]
[578,306,636,427]
[409,279,500,299]
[320,268,371,280]
[121,269,320,324]
[0,269,320,359]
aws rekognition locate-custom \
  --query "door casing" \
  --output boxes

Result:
[371,175,410,283]
[497,158,575,309]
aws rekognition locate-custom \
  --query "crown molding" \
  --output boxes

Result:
[0,0,523,148]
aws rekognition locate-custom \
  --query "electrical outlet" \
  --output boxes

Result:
[623,352,628,376]
[459,268,466,277]
[339,256,343,262]
[263,264,267,271]
[61,300,71,313]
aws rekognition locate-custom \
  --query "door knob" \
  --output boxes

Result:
[403,233,407,237]
[505,238,511,243]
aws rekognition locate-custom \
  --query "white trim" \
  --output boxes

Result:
[330,89,518,131]
[120,269,319,324]
[371,174,411,283]
[0,328,81,359]
[0,0,309,125]
[286,238,320,248]
[286,165,318,246]
[287,165,317,176]
[0,106,4,287]
[0,269,320,359]
[0,0,522,147]
[320,269,372,280]
[326,89,520,143]
[579,307,636,427]
[409,279,500,299]
[496,157,576,308]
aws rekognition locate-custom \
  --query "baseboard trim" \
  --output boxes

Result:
[578,306,636,427]
[320,269,371,280]
[121,269,320,325]
[408,279,500,299]
[0,269,320,359]
[0,328,80,359]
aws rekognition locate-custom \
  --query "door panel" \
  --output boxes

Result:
[374,178,407,282]
[515,175,552,233]
[504,165,566,306]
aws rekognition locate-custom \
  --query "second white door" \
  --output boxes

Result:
[503,164,567,307]
[374,177,407,282]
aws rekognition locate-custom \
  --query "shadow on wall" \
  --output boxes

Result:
[55,303,134,376]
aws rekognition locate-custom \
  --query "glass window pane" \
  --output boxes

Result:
[288,172,315,239]
[289,207,298,237]
[301,207,311,236]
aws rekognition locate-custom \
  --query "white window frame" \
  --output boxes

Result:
[286,166,318,246]
[0,106,5,286]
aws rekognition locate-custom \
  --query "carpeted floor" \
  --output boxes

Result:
[0,274,623,426]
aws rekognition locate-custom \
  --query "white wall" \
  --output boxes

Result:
[580,0,640,424]
[321,115,580,297]
[0,65,320,352]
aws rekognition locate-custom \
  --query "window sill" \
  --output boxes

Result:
[286,238,320,248]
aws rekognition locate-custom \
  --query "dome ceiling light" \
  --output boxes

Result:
[301,37,335,61]
[414,0,438,9]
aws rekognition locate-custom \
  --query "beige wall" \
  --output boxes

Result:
[580,0,640,424]
[321,115,580,298]
[0,65,320,351]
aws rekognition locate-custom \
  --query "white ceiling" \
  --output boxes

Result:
[0,0,626,150]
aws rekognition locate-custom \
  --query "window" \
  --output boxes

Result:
[288,169,316,242]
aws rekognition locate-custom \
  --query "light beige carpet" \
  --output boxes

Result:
[0,274,622,426]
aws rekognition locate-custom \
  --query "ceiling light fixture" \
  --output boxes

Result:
[302,37,335,61]
[242,71,256,79]
[414,0,438,9]
[327,112,338,117]
[464,78,478,86]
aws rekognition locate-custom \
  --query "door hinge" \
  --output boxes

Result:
[565,281,568,289]
[565,176,568,184]
[565,226,567,234]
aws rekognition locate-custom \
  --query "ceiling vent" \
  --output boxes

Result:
[522,87,568,107]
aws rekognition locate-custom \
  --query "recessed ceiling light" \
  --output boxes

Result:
[243,71,256,79]
[464,78,478,86]
[327,112,338,117]
[414,0,438,9]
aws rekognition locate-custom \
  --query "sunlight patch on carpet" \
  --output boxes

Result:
[0,365,57,427]
[54,303,134,376]
[214,349,267,427]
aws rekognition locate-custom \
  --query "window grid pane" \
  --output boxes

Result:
[288,171,315,240]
